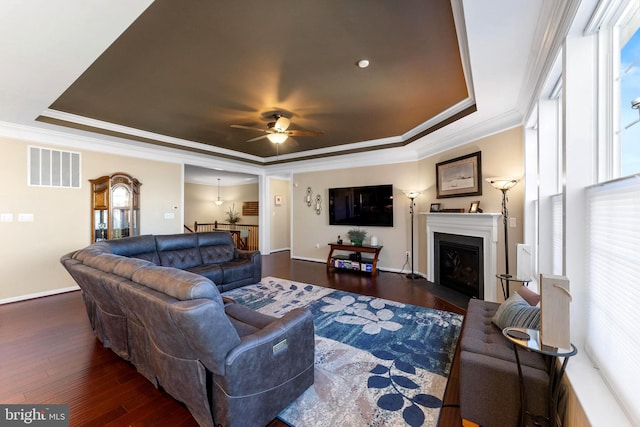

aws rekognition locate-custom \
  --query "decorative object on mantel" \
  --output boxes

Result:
[225,203,241,225]
[436,151,482,198]
[430,202,441,212]
[486,177,519,277]
[441,208,466,213]
[403,190,423,280]
[314,194,322,215]
[306,187,313,207]
[215,178,224,206]
[347,227,367,246]
[468,201,482,213]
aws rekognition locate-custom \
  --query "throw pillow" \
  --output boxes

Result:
[492,292,540,330]
[516,285,540,306]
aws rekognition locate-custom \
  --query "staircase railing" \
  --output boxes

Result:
[193,221,259,251]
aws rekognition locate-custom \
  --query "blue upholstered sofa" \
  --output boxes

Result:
[60,232,315,427]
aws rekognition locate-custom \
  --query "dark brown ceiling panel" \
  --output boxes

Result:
[48,0,470,161]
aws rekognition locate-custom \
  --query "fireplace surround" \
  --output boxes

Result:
[424,212,500,302]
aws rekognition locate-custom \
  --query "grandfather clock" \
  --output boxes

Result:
[90,173,141,242]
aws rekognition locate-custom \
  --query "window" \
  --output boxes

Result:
[618,6,640,176]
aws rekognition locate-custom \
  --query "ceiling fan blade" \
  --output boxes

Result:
[286,129,324,137]
[230,124,267,133]
[246,134,269,142]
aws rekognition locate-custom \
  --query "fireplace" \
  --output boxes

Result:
[424,212,500,302]
[435,233,483,299]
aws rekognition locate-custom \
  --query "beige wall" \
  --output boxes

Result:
[291,127,524,290]
[417,126,525,296]
[269,178,291,251]
[184,182,259,229]
[292,161,420,270]
[0,137,183,302]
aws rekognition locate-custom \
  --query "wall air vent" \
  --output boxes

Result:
[28,146,81,188]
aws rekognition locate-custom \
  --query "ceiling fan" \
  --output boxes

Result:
[231,113,324,144]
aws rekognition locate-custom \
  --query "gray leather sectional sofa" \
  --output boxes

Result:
[459,298,549,427]
[60,232,315,427]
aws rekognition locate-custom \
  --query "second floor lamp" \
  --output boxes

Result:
[486,177,519,277]
[403,190,422,280]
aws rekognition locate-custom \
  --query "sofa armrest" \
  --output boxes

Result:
[221,307,315,395]
[460,350,549,427]
[233,249,262,282]
[234,249,259,261]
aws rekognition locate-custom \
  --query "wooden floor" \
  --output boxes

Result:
[0,251,468,427]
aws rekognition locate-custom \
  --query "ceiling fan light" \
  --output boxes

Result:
[267,133,288,144]
[274,116,290,132]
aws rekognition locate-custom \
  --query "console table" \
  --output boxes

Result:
[326,243,383,276]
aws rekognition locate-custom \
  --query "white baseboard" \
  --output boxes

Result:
[0,285,80,305]
[268,247,291,254]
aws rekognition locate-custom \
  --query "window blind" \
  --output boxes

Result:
[585,174,640,425]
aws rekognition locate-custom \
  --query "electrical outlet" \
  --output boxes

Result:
[405,251,411,259]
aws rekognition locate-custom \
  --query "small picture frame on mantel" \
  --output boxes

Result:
[430,203,442,212]
[469,201,482,213]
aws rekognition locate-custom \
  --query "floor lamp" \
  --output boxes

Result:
[486,177,519,277]
[403,191,422,280]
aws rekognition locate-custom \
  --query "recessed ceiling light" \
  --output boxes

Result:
[357,59,370,69]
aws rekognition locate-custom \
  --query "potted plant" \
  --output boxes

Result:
[225,203,241,227]
[347,227,367,246]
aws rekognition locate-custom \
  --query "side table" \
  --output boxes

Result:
[497,274,532,300]
[502,327,577,427]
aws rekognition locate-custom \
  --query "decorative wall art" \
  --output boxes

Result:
[242,201,259,216]
[274,195,283,206]
[436,151,482,198]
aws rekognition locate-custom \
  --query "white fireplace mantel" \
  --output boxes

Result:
[421,212,501,302]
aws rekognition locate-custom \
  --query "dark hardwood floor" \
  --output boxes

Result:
[0,251,468,427]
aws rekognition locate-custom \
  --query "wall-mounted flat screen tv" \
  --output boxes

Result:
[329,184,393,227]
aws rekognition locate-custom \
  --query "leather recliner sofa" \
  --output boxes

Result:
[60,233,315,427]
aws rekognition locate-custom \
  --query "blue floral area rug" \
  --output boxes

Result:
[222,277,463,427]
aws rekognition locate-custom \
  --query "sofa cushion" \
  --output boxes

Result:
[221,260,254,284]
[156,234,203,269]
[107,235,160,264]
[461,299,547,370]
[517,285,540,306]
[492,293,540,330]
[187,263,223,286]
[197,232,236,264]
[113,257,155,279]
[82,253,123,273]
[132,265,222,305]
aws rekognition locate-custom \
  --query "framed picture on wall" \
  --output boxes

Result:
[436,151,482,198]
[274,195,283,206]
